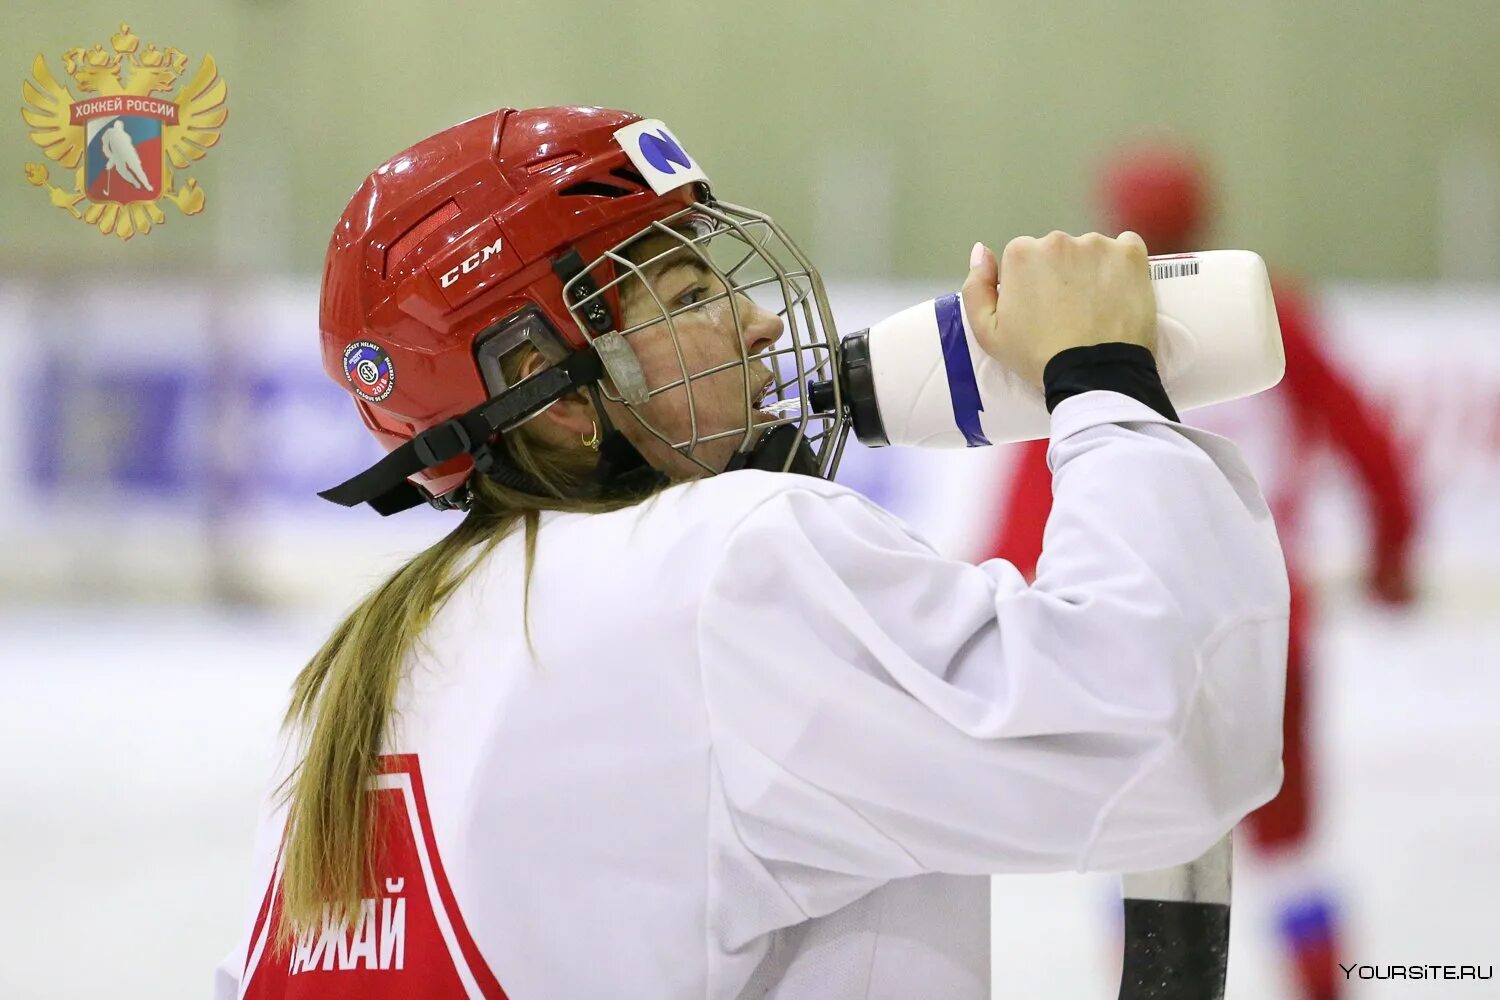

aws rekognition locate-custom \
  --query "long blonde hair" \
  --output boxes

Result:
[276,349,654,945]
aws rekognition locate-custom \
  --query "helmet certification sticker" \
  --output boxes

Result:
[343,340,396,403]
[613,119,711,195]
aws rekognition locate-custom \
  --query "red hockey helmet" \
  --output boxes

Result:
[1096,139,1212,254]
[318,107,843,514]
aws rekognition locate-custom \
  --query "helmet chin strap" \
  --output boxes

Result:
[581,384,670,499]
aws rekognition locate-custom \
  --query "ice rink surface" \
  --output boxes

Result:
[2,598,1497,999]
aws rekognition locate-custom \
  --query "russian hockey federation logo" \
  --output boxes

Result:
[21,22,228,239]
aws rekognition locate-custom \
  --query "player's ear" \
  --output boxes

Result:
[513,352,596,442]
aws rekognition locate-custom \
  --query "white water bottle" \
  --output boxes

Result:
[824,250,1285,448]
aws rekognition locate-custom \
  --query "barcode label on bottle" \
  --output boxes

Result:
[1150,260,1200,280]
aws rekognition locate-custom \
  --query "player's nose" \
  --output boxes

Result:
[737,294,783,356]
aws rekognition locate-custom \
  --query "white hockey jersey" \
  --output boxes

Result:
[217,390,1290,1000]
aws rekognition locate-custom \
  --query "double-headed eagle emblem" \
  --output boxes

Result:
[22,23,228,239]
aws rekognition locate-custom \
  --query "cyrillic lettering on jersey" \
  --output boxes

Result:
[239,754,508,999]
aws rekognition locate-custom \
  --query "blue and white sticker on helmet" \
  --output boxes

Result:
[342,340,396,403]
[613,119,711,195]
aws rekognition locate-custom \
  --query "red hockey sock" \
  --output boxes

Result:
[1278,893,1343,1000]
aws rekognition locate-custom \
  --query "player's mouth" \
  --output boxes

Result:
[756,375,815,427]
[752,376,772,404]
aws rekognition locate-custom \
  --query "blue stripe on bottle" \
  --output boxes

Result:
[934,293,991,447]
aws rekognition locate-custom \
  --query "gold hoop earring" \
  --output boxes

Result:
[582,421,601,451]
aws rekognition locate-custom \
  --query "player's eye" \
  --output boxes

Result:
[677,284,710,308]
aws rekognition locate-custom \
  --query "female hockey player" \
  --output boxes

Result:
[217,106,1290,1000]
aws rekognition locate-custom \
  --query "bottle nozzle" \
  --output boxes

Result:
[807,379,838,414]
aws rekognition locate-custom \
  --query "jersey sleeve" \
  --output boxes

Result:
[698,390,1290,887]
[214,948,244,1000]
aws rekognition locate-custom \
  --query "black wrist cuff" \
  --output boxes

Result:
[1043,342,1179,421]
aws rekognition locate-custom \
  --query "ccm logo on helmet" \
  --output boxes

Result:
[439,237,504,289]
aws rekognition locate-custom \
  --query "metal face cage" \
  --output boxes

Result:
[561,200,850,480]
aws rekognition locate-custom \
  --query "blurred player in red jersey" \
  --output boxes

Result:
[983,140,1419,1000]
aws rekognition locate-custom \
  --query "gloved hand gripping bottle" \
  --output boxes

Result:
[805,251,1285,448]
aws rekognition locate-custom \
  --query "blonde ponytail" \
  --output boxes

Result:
[275,366,652,946]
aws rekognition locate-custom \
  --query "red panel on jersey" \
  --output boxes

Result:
[240,755,508,999]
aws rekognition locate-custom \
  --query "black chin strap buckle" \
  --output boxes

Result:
[411,419,473,470]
